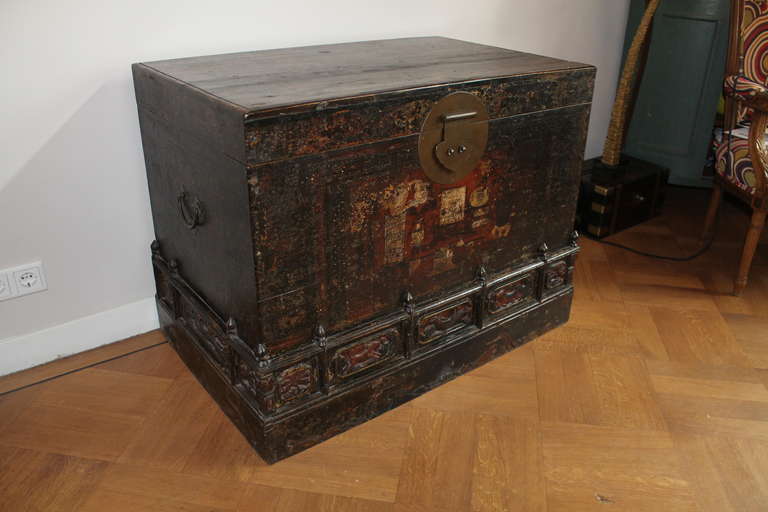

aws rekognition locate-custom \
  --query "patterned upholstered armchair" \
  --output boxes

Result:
[703,0,768,295]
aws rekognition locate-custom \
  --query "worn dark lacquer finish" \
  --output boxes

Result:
[133,37,595,463]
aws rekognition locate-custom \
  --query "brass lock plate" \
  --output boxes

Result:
[418,92,489,184]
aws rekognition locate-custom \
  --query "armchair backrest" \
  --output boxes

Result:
[742,0,768,85]
[725,0,768,127]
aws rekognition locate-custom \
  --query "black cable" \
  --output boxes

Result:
[580,204,719,262]
[0,340,168,398]
[583,231,716,261]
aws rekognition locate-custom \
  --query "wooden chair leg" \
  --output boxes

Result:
[702,183,722,240]
[734,209,767,296]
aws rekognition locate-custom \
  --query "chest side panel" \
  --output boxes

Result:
[138,109,260,340]
[251,102,590,351]
[133,63,247,162]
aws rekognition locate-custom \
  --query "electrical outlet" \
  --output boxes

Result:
[0,261,47,301]
[12,262,47,297]
[0,271,15,301]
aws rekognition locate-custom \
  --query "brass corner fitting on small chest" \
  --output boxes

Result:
[418,91,489,184]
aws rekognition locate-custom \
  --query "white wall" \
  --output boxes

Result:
[0,0,630,373]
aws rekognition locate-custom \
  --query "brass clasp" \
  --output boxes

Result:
[418,92,489,184]
[435,111,479,172]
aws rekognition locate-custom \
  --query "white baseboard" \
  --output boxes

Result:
[0,297,159,377]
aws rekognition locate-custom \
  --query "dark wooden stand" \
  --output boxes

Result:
[578,157,669,238]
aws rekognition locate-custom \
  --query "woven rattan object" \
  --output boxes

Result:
[602,0,664,166]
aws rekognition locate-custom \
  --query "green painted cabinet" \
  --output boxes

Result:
[623,0,731,187]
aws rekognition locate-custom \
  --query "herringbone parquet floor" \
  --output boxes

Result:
[2,187,768,511]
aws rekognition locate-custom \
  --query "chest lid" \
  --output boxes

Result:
[138,37,590,117]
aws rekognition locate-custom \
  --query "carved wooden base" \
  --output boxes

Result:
[153,242,578,463]
[161,290,572,463]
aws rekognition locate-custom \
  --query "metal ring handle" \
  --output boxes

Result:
[177,188,205,229]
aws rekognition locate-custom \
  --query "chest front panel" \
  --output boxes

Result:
[251,103,590,351]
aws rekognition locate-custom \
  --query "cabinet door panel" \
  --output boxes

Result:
[623,0,730,187]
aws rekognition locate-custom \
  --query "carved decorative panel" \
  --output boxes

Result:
[332,327,400,379]
[238,360,277,412]
[417,300,474,345]
[179,295,230,372]
[544,260,568,290]
[277,362,318,403]
[487,273,536,315]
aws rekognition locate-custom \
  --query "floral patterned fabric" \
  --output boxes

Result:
[716,136,759,194]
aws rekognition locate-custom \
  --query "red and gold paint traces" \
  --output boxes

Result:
[380,179,429,215]
[368,158,516,277]
[380,179,430,264]
[439,186,467,225]
[332,327,398,378]
[384,213,407,264]
[277,363,316,403]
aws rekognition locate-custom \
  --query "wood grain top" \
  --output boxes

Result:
[138,37,592,113]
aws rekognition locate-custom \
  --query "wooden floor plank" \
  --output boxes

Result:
[648,358,768,444]
[650,308,752,367]
[93,463,247,511]
[623,303,671,361]
[0,445,108,512]
[0,386,39,437]
[394,409,476,511]
[32,368,174,418]
[0,402,145,461]
[534,346,601,426]
[672,432,736,512]
[97,342,187,379]
[471,415,546,512]
[251,405,412,503]
[182,406,265,482]
[240,484,395,512]
[0,330,166,394]
[79,488,234,512]
[673,432,768,512]
[722,313,768,369]
[118,377,219,471]
[393,407,445,510]
[588,353,667,430]
[534,347,665,430]
[541,422,699,512]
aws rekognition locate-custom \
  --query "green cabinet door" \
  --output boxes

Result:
[623,0,730,187]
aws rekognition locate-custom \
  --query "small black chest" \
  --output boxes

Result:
[133,37,595,462]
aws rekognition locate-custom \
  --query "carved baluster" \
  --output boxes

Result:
[568,230,580,286]
[403,292,416,358]
[570,230,580,247]
[255,342,270,369]
[537,243,549,301]
[150,239,162,260]
[167,258,182,319]
[225,318,239,382]
[476,266,488,328]
[150,240,173,316]
[254,340,278,409]
[314,324,329,393]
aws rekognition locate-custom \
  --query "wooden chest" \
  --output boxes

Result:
[133,37,595,463]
